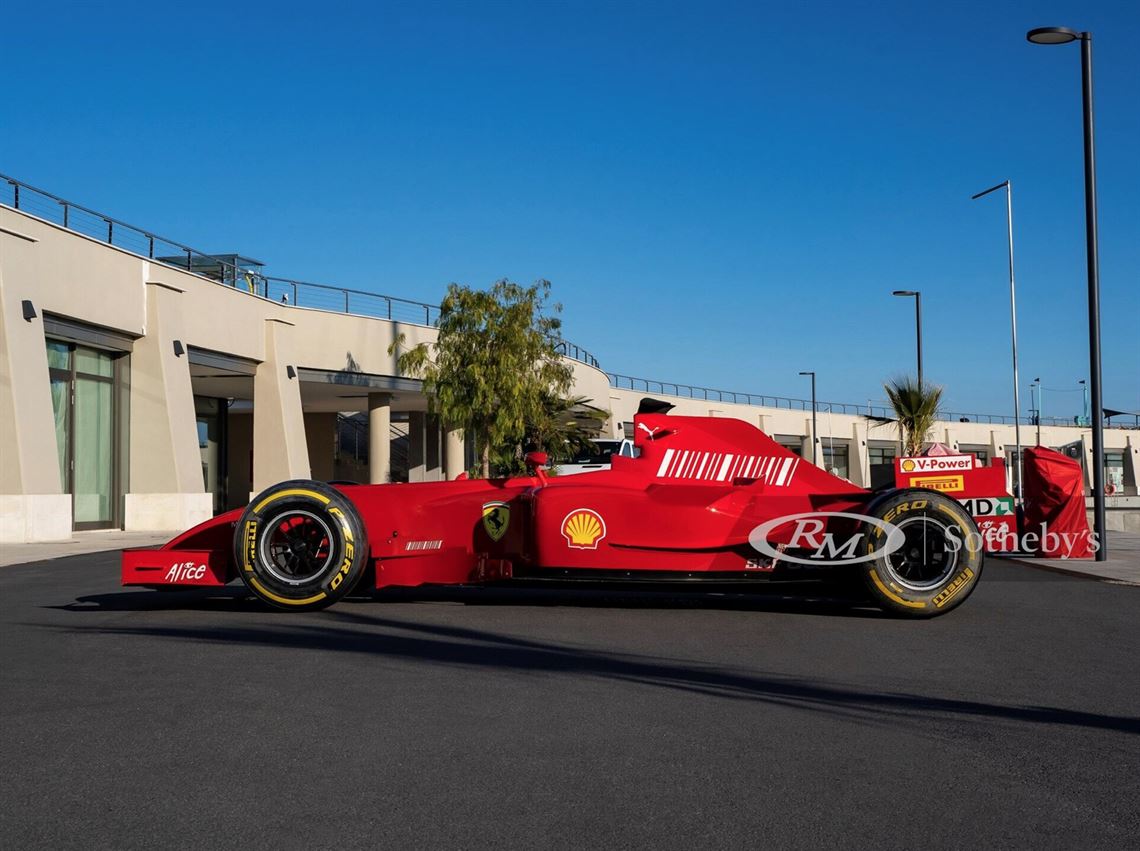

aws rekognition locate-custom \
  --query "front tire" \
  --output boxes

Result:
[861,488,983,618]
[234,480,368,611]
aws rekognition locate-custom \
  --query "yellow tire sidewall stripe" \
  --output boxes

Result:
[248,576,327,607]
[868,568,927,609]
[253,488,331,514]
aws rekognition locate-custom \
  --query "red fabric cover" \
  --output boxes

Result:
[922,443,955,456]
[1021,446,1094,559]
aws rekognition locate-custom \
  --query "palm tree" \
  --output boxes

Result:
[488,393,608,477]
[526,393,608,463]
[884,375,943,457]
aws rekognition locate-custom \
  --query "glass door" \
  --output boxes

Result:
[46,340,123,530]
[73,375,114,525]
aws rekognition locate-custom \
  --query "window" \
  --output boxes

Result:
[822,444,849,480]
[1105,451,1125,493]
[775,436,803,458]
[868,444,898,466]
[195,396,228,514]
[960,444,989,466]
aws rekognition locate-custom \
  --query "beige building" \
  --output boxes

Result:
[2,178,1137,542]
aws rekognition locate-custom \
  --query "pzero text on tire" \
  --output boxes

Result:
[861,488,984,618]
[234,480,368,611]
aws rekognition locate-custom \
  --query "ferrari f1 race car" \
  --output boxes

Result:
[123,402,984,617]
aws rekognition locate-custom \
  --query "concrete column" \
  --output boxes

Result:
[226,412,253,509]
[1125,435,1138,495]
[0,252,71,541]
[304,412,338,483]
[408,412,426,482]
[124,281,213,530]
[989,430,1009,493]
[1081,435,1094,492]
[425,414,442,481]
[849,420,870,487]
[802,417,820,466]
[252,319,310,493]
[444,428,465,480]
[368,393,392,484]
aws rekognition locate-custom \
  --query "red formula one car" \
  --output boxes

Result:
[123,402,985,617]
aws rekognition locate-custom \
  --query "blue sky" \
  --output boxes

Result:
[3,0,1137,418]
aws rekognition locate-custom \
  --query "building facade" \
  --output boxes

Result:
[2,183,1137,542]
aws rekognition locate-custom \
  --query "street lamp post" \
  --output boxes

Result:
[1032,377,1043,446]
[1027,25,1108,560]
[892,290,923,388]
[1079,379,1089,424]
[799,371,817,465]
[972,179,1023,500]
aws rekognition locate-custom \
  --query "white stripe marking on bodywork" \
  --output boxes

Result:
[716,455,735,481]
[656,449,675,477]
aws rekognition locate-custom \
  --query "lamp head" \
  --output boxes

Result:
[892,290,918,297]
[1027,26,1080,45]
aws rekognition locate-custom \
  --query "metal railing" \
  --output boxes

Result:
[607,372,889,416]
[553,339,600,369]
[261,276,441,325]
[4,174,1130,416]
[608,372,1139,429]
[1,173,601,367]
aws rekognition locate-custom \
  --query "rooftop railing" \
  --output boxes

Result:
[0,173,601,368]
[607,372,1139,429]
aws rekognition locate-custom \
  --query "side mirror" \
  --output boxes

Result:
[525,451,549,483]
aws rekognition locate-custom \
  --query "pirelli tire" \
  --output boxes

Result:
[234,480,369,612]
[861,488,984,618]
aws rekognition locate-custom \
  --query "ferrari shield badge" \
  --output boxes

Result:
[482,501,510,542]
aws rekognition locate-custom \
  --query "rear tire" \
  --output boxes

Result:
[234,480,368,611]
[861,488,983,618]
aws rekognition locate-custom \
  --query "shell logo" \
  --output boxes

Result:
[901,459,916,472]
[561,509,607,550]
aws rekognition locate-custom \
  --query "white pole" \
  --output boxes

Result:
[1006,181,1024,502]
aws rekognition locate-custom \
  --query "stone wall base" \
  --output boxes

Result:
[124,493,213,532]
[0,495,73,543]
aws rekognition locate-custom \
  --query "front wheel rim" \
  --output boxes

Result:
[259,509,336,586]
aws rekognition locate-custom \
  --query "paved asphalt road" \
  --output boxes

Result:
[2,552,1137,850]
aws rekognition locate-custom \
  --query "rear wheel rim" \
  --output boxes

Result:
[883,516,959,591]
[259,509,336,586]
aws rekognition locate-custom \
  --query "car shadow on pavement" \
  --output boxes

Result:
[51,583,882,617]
[45,598,1140,737]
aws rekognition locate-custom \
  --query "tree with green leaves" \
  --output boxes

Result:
[390,279,574,478]
[884,375,944,456]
